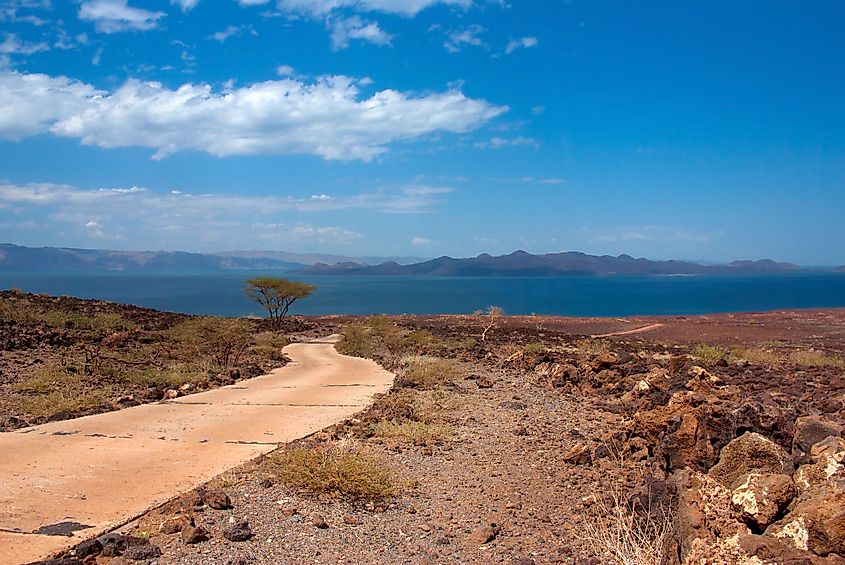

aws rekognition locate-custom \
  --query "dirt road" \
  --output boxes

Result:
[0,337,394,565]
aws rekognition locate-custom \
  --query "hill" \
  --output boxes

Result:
[296,250,806,276]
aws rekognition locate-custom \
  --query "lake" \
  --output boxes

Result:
[2,272,845,317]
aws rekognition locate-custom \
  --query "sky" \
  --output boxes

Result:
[0,0,843,265]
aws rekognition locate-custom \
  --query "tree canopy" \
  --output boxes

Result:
[244,277,316,329]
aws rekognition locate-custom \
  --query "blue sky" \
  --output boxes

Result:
[0,0,843,265]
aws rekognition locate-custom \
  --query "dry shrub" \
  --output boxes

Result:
[690,343,727,364]
[584,484,672,565]
[576,338,613,357]
[268,445,398,503]
[523,342,547,355]
[727,346,782,366]
[169,317,251,369]
[396,355,462,390]
[124,364,206,388]
[789,349,844,368]
[251,331,289,360]
[11,362,112,417]
[370,420,451,444]
[584,445,673,565]
[370,389,426,422]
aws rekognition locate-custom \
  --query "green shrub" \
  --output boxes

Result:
[336,324,375,357]
[691,344,727,364]
[169,317,252,369]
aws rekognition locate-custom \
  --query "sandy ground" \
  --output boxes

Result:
[0,337,394,565]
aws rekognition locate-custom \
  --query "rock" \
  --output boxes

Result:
[164,389,180,399]
[669,468,749,562]
[794,416,844,455]
[467,523,500,545]
[181,524,209,544]
[476,375,494,389]
[204,489,232,510]
[590,352,619,371]
[73,539,102,558]
[708,432,793,489]
[766,486,845,556]
[122,538,162,560]
[258,478,274,488]
[733,391,795,446]
[160,515,193,535]
[731,473,795,529]
[223,520,253,542]
[561,442,590,465]
[795,436,845,494]
[633,380,650,393]
[737,533,844,565]
[311,514,329,529]
[343,515,362,526]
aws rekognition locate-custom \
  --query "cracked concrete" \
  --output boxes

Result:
[0,337,394,565]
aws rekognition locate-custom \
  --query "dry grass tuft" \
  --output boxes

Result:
[268,445,398,503]
[584,483,672,565]
[789,349,844,368]
[396,355,462,390]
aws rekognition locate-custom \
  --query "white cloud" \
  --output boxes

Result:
[276,64,294,76]
[474,136,538,150]
[209,25,242,42]
[238,0,271,5]
[276,0,471,17]
[0,72,102,139]
[444,24,484,52]
[0,182,457,249]
[79,0,166,33]
[0,33,49,55]
[504,36,537,54]
[172,0,200,11]
[410,236,431,246]
[329,16,392,50]
[0,70,506,160]
[92,47,103,65]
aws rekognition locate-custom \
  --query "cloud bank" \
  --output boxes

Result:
[0,70,506,160]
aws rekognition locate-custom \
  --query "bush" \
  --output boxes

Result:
[396,356,462,390]
[11,362,112,417]
[169,317,252,369]
[124,364,206,388]
[690,344,727,364]
[370,389,426,422]
[268,445,398,503]
[524,342,547,355]
[336,324,375,358]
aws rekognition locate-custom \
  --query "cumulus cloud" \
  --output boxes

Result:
[79,0,166,33]
[0,70,506,160]
[277,0,471,17]
[444,24,484,52]
[329,16,393,50]
[0,72,102,139]
[504,36,537,54]
[0,182,454,249]
[410,236,431,246]
[275,64,294,76]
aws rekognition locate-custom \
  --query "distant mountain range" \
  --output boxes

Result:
[1,244,839,277]
[0,244,425,272]
[295,251,816,276]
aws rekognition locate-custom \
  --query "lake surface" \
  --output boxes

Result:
[2,272,845,317]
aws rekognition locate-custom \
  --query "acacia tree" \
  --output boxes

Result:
[245,277,316,329]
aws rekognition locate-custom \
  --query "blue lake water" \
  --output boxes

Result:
[1,272,845,317]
